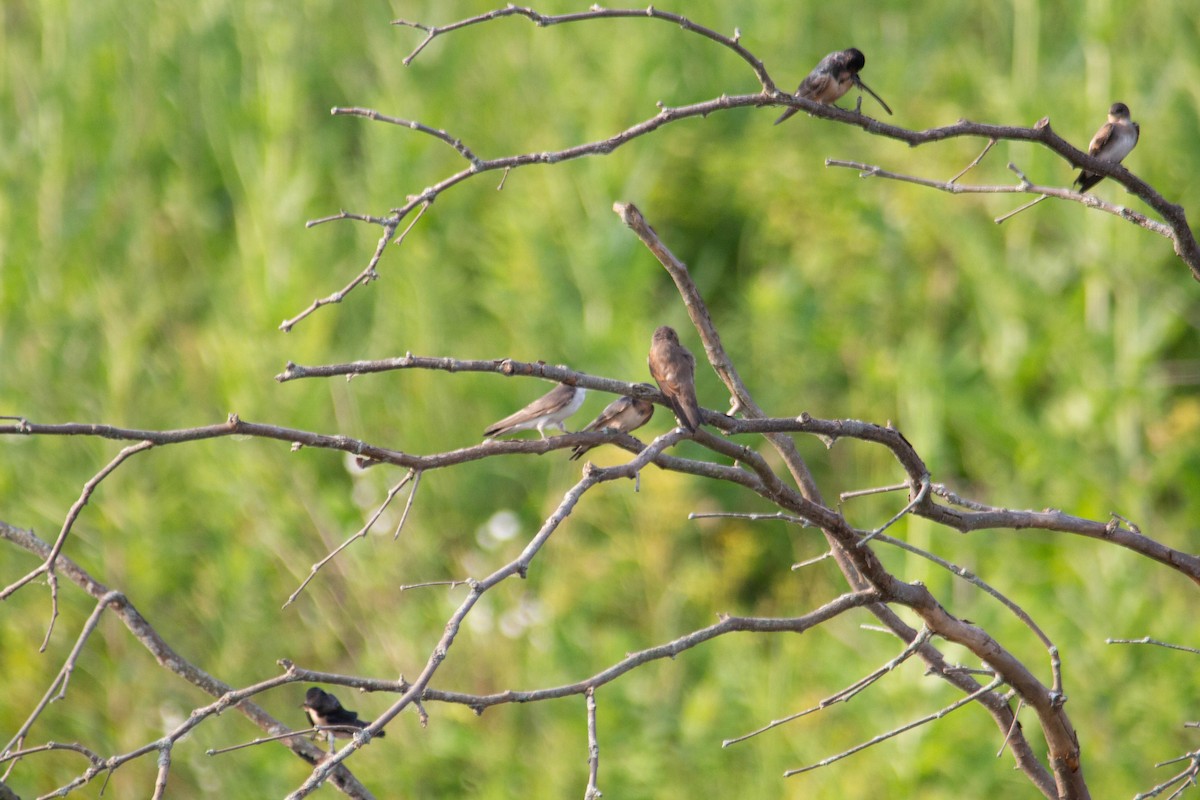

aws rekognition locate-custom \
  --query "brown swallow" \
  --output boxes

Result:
[568,390,655,460]
[996,102,1140,224]
[1074,102,1139,193]
[483,383,586,440]
[301,687,384,751]
[648,326,702,433]
[775,47,892,125]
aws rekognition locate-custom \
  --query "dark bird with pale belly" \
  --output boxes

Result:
[775,48,892,124]
[301,687,384,751]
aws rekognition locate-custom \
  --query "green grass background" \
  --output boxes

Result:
[2,0,1199,796]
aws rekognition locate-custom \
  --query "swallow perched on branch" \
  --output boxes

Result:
[648,326,702,433]
[484,382,585,439]
[995,102,1140,224]
[301,687,384,751]
[1074,102,1139,193]
[775,47,892,124]
[568,391,655,460]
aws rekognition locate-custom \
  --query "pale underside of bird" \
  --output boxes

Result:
[569,393,655,460]
[483,382,586,439]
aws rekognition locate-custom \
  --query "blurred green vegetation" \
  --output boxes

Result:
[2,0,1199,796]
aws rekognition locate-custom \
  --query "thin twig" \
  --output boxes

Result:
[393,470,422,541]
[827,158,1173,238]
[285,470,418,608]
[151,745,171,800]
[3,591,121,757]
[1,441,154,648]
[1107,638,1200,656]
[997,697,1025,758]
[0,525,374,798]
[207,728,319,756]
[723,628,933,747]
[949,139,996,183]
[584,688,601,800]
[392,6,776,92]
[1135,750,1200,800]
[783,678,1007,777]
[332,108,480,165]
[856,477,930,546]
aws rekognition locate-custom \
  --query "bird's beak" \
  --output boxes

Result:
[854,76,893,115]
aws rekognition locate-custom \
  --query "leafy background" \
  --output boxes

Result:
[2,0,1198,796]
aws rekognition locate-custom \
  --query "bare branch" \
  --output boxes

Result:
[391,5,776,92]
[287,9,1198,332]
[283,469,418,608]
[826,158,1173,238]
[331,107,481,165]
[723,628,934,747]
[281,589,883,714]
[1,441,153,649]
[0,523,374,799]
[949,138,997,183]
[783,678,1008,777]
[1107,637,1200,656]
[1136,751,1200,800]
[3,591,121,757]
[584,689,601,800]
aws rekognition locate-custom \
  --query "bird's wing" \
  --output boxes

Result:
[484,385,573,435]
[1088,121,1116,157]
[581,396,631,433]
[797,71,836,101]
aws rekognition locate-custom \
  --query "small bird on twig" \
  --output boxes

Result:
[568,391,655,461]
[996,102,1139,224]
[648,326,702,433]
[1073,102,1139,193]
[483,383,586,440]
[301,687,384,752]
[774,47,892,125]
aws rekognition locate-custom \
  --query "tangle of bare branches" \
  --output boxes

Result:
[4,6,1198,799]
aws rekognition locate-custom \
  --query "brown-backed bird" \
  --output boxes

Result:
[569,391,655,460]
[648,326,702,433]
[1074,102,1139,193]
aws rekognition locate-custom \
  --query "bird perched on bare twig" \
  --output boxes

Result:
[301,687,384,752]
[995,102,1140,224]
[648,326,702,433]
[483,383,585,440]
[568,391,655,460]
[1074,102,1139,193]
[774,47,892,125]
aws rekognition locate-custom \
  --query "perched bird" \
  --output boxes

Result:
[648,326,702,433]
[483,383,586,440]
[301,687,384,751]
[995,102,1139,224]
[568,391,655,460]
[774,47,892,125]
[1074,102,1139,192]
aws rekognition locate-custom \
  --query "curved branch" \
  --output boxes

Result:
[826,158,1174,239]
[392,5,776,92]
[0,522,374,799]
